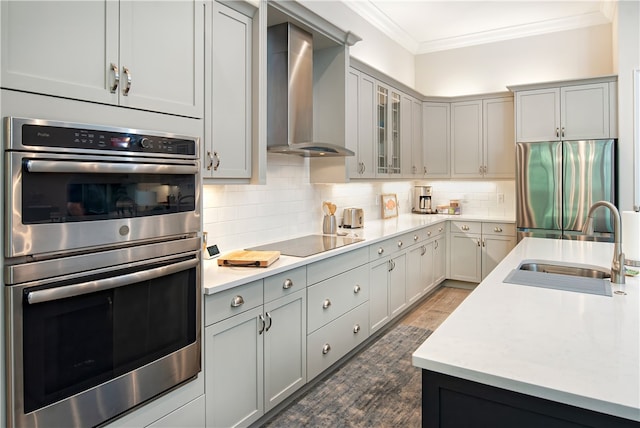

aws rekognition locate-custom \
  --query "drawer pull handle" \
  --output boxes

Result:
[322,343,331,355]
[378,247,384,255]
[322,299,332,309]
[421,245,427,256]
[231,295,244,307]
[477,239,481,247]
[354,284,361,294]
[283,278,293,289]
[258,314,265,335]
[494,227,503,233]
[353,324,361,334]
[462,225,469,231]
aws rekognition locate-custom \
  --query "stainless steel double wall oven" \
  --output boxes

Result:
[3,117,202,427]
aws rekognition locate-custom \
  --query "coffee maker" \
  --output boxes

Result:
[412,185,434,214]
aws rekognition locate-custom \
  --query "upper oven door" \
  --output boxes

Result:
[5,150,200,258]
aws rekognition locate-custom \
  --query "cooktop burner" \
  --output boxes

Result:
[247,234,364,258]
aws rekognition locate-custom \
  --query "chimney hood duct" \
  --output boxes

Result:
[267,22,354,157]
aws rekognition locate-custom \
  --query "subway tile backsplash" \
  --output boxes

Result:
[203,155,515,251]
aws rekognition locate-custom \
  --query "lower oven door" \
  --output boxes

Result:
[4,242,201,428]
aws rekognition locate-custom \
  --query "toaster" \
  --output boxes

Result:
[342,208,364,228]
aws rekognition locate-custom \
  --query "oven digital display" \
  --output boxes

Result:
[111,137,131,149]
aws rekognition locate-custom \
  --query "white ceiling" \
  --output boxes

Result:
[342,0,616,54]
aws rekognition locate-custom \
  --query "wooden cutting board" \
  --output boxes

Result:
[217,250,280,268]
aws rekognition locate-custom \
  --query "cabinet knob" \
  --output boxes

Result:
[283,278,293,289]
[353,284,361,294]
[414,235,418,241]
[427,231,432,236]
[482,239,486,247]
[561,127,565,138]
[556,127,560,138]
[322,299,332,309]
[231,295,244,307]
[378,247,384,255]
[353,324,361,334]
[322,343,331,355]
[462,225,469,231]
[494,227,503,233]
[438,227,443,232]
[397,240,403,248]
[477,239,481,247]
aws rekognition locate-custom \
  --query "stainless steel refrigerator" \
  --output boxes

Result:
[516,139,616,241]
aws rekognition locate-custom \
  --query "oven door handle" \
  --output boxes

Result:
[24,159,198,175]
[26,258,199,305]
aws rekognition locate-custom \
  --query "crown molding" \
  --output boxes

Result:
[343,0,420,53]
[342,1,612,55]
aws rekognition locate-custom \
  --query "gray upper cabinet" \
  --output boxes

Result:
[204,1,254,179]
[511,77,617,142]
[451,100,483,178]
[423,102,451,178]
[1,1,204,118]
[451,96,515,179]
[347,68,376,179]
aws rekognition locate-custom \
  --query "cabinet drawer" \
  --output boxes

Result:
[264,266,307,303]
[450,221,481,235]
[482,222,516,236]
[307,302,370,381]
[425,222,447,240]
[205,280,263,326]
[307,246,369,285]
[369,232,413,260]
[307,265,369,333]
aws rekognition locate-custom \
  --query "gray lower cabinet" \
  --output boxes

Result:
[307,302,370,381]
[205,306,264,428]
[369,252,407,334]
[205,268,307,428]
[406,241,434,304]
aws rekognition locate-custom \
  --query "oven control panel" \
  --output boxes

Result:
[11,120,197,156]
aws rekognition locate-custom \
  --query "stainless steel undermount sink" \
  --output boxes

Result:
[503,260,612,297]
[518,261,611,279]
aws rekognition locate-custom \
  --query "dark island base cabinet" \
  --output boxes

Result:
[422,370,640,428]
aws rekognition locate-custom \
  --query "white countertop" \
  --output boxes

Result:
[202,213,514,295]
[412,237,640,422]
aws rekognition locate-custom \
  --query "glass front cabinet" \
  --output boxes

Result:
[376,83,402,176]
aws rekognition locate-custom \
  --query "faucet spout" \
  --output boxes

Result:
[583,201,625,284]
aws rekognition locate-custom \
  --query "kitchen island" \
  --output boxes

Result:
[413,237,640,426]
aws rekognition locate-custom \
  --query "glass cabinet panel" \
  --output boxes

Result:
[377,85,388,173]
[390,92,401,174]
[376,83,402,176]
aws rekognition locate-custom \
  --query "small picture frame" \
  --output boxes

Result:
[381,194,398,219]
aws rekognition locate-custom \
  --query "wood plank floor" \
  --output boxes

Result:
[400,284,472,331]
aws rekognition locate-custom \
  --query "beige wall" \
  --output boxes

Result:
[299,0,416,88]
[415,24,614,97]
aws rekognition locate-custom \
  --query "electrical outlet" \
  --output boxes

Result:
[497,193,505,204]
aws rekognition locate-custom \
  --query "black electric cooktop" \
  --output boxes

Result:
[247,234,364,257]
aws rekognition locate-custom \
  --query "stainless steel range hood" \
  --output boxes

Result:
[267,22,354,157]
